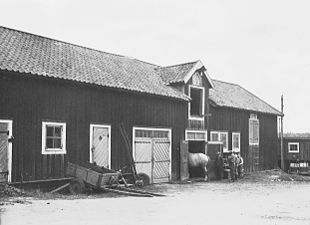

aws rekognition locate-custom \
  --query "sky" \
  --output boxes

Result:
[1,0,309,132]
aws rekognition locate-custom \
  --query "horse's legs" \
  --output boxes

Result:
[203,166,208,181]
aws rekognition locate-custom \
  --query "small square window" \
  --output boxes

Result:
[288,142,299,153]
[42,122,66,155]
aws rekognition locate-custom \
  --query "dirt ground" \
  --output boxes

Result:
[1,170,310,225]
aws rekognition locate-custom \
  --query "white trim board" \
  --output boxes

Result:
[0,119,13,183]
[89,124,111,169]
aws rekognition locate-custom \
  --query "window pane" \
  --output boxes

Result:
[190,88,202,116]
[54,127,62,137]
[233,134,240,149]
[220,133,227,149]
[211,133,219,141]
[46,126,54,137]
[46,138,54,149]
[54,138,62,149]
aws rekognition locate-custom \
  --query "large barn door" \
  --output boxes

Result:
[152,138,170,183]
[134,138,153,181]
[133,128,171,184]
[90,125,111,168]
[0,120,12,183]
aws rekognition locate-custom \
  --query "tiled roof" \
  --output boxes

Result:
[156,61,198,84]
[0,26,189,100]
[210,80,282,115]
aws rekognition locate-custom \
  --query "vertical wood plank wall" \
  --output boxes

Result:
[282,139,310,161]
[209,106,278,172]
[0,71,187,182]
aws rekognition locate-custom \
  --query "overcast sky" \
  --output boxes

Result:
[1,0,309,132]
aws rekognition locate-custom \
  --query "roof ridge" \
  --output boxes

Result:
[0,25,143,62]
[160,60,199,69]
[212,79,239,86]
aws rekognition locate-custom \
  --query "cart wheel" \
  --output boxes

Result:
[137,173,150,186]
[109,175,119,187]
[69,179,85,194]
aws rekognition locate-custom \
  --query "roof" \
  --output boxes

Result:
[283,133,310,140]
[0,26,189,101]
[156,61,198,83]
[209,80,282,115]
[156,60,214,87]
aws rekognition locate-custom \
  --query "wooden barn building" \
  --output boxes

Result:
[0,26,281,184]
[209,80,282,172]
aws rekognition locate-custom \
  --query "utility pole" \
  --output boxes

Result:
[280,95,285,171]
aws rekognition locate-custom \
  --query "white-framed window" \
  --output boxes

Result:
[185,130,207,141]
[42,122,66,154]
[249,114,259,145]
[288,142,299,153]
[232,132,241,152]
[188,85,205,120]
[210,131,228,152]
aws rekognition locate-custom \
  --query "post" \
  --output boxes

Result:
[280,95,285,171]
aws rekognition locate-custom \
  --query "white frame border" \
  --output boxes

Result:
[89,124,111,169]
[185,129,208,142]
[0,119,13,182]
[42,121,67,155]
[288,142,299,153]
[132,126,172,181]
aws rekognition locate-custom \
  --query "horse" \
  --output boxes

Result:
[188,152,211,181]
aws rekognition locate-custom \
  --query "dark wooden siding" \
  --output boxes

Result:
[282,138,310,161]
[0,71,187,182]
[209,105,278,172]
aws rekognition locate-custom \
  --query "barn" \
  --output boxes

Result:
[280,133,310,174]
[0,26,282,184]
[209,80,283,172]
[0,26,215,184]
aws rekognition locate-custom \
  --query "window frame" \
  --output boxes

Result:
[210,131,229,152]
[185,130,208,141]
[188,85,205,121]
[288,142,299,153]
[249,114,259,146]
[232,132,241,152]
[42,121,67,155]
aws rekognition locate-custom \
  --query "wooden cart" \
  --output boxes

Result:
[65,162,164,197]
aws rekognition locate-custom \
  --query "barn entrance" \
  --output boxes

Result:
[133,127,171,184]
[185,129,208,179]
[0,120,13,183]
[90,124,111,168]
[188,141,206,178]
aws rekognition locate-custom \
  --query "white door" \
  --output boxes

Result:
[0,120,12,183]
[133,128,171,184]
[90,125,111,168]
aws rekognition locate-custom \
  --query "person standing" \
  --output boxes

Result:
[236,152,244,178]
[227,151,237,182]
[215,152,224,180]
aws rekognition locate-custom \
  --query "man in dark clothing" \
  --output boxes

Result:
[215,152,224,180]
[227,151,237,181]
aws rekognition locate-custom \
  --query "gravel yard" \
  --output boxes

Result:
[1,170,310,225]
